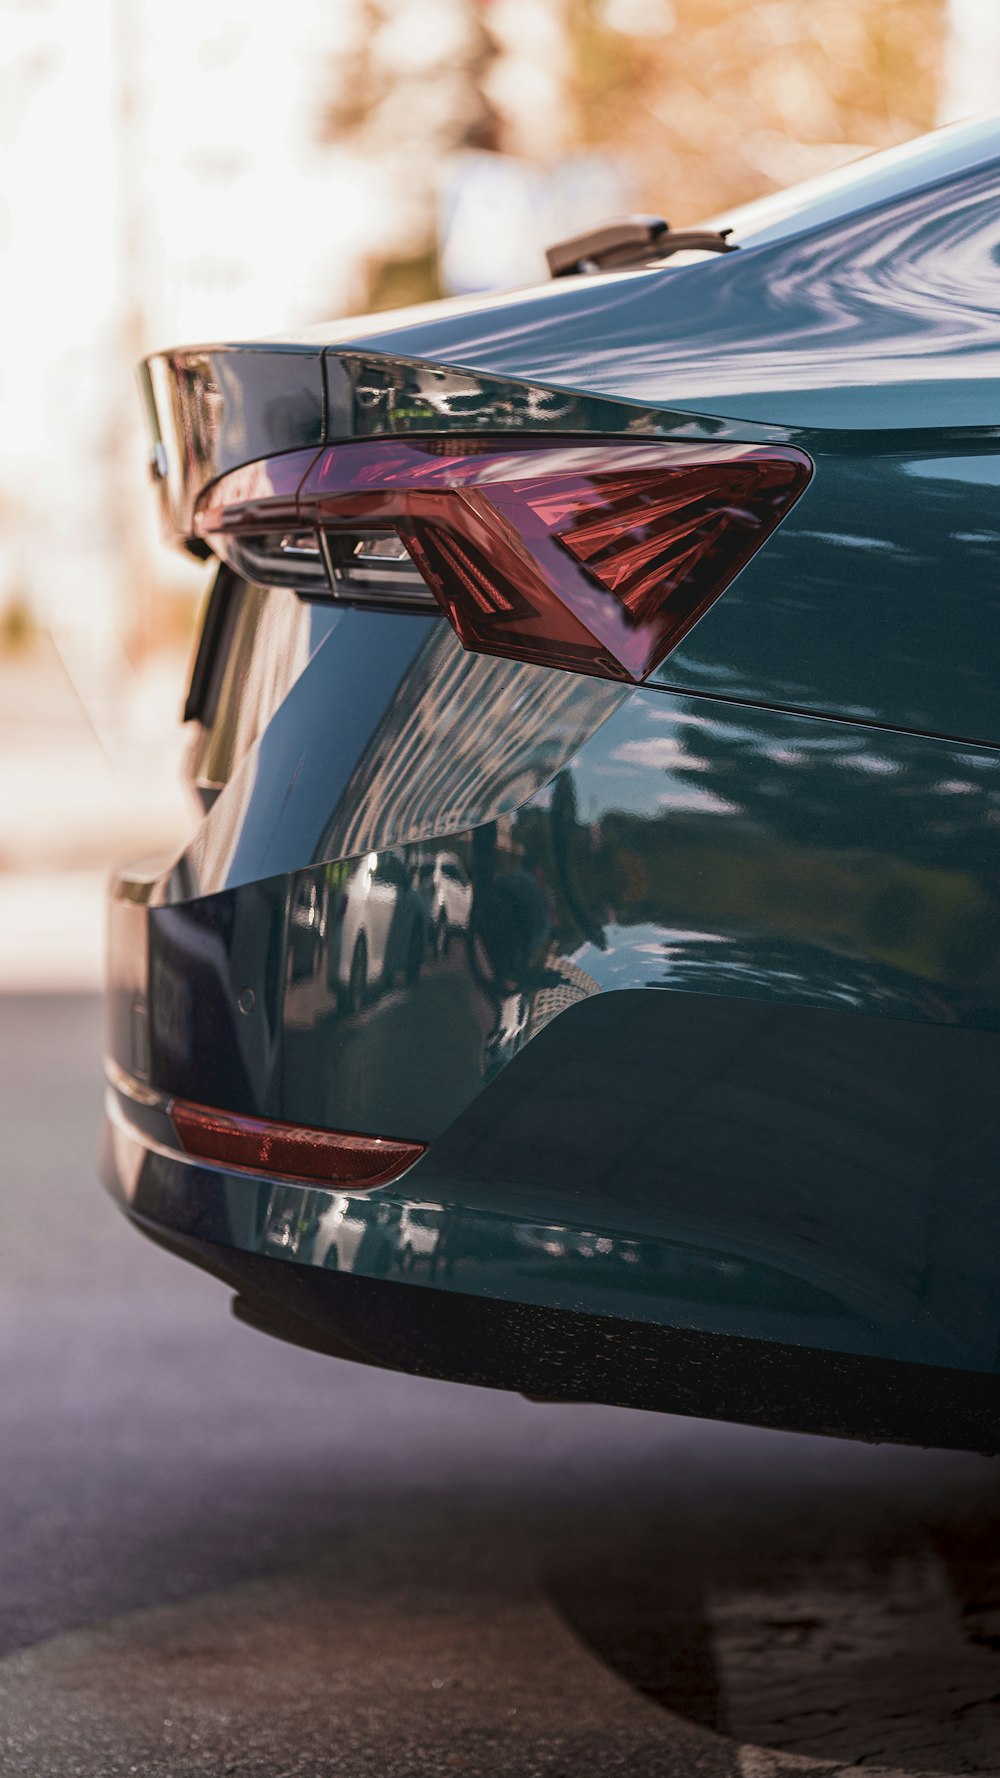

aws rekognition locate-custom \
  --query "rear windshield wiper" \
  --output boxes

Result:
[546,214,735,278]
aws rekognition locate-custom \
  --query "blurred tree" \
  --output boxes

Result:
[939,0,1000,122]
[567,0,944,223]
[321,0,499,308]
[336,0,946,312]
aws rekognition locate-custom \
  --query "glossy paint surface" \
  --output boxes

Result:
[102,671,1000,1377]
[159,605,627,903]
[140,346,325,546]
[141,684,1000,1129]
[142,124,1000,744]
[319,138,1000,430]
[104,969,1000,1376]
[185,576,341,797]
[113,119,1000,1414]
[656,444,1000,745]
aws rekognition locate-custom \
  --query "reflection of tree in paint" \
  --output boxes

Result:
[468,815,603,1073]
[507,703,1000,1014]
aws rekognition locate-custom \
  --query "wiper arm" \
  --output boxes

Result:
[546,214,735,278]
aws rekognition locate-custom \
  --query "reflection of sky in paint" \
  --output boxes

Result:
[571,923,725,989]
[576,776,739,816]
[570,700,740,822]
[655,787,738,815]
[571,689,996,825]
[552,687,1000,865]
[611,736,709,771]
[904,458,1000,486]
[848,754,900,776]
[573,752,659,822]
[571,922,877,1011]
[793,530,908,556]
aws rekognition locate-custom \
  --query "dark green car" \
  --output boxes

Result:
[104,116,1000,1451]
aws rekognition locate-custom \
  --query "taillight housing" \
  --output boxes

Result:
[171,1098,424,1189]
[195,438,811,684]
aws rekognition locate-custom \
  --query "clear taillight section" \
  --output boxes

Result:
[194,446,331,593]
[195,438,811,683]
[324,530,433,608]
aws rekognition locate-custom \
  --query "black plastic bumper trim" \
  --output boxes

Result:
[132,1214,1000,1455]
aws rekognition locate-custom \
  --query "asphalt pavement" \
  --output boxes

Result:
[2,991,1000,1776]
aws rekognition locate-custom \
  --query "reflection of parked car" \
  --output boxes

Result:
[417,851,472,956]
[107,117,1000,1454]
[287,876,325,984]
[313,1197,369,1272]
[397,1205,441,1274]
[328,851,427,1014]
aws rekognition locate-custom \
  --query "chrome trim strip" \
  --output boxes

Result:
[104,1057,165,1109]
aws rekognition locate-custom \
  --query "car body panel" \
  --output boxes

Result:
[108,116,1000,1448]
[652,444,1000,746]
[313,134,1000,432]
[140,348,326,546]
[106,667,1000,1379]
[144,678,1000,1126]
[104,962,1000,1379]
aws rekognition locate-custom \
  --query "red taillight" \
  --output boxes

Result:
[171,1099,424,1189]
[196,438,811,683]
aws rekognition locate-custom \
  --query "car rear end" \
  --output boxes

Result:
[104,117,1000,1450]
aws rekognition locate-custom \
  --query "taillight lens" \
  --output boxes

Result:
[195,438,810,683]
[171,1098,424,1188]
[193,447,332,594]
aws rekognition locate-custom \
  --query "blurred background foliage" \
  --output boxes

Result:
[317,0,944,311]
[569,0,941,218]
[0,0,973,664]
[0,0,992,955]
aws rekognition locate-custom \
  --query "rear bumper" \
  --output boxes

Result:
[103,934,1000,1458]
[102,1090,1000,1452]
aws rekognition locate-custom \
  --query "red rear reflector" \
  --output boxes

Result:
[197,438,811,683]
[171,1099,424,1189]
